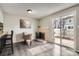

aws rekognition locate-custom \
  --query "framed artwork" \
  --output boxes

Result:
[20,19,31,28]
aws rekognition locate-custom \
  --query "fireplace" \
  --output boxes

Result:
[35,32,45,40]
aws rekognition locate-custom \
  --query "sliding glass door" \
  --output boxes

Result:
[53,15,75,55]
[53,15,74,48]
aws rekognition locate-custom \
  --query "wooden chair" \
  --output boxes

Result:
[23,32,32,46]
[3,30,14,54]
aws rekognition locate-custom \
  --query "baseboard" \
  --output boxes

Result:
[13,39,24,44]
[13,41,24,44]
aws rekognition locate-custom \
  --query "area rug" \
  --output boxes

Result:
[27,43,53,55]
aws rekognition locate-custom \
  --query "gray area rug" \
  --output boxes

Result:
[26,43,53,55]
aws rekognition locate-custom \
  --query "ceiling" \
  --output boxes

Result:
[0,3,77,19]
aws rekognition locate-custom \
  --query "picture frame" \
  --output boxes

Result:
[20,19,31,28]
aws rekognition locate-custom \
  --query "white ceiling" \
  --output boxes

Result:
[0,3,77,19]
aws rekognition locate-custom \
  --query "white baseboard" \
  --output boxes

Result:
[13,39,24,43]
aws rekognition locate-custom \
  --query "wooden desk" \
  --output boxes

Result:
[0,33,8,54]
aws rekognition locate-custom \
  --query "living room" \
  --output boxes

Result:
[0,3,79,56]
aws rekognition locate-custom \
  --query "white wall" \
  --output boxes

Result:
[0,8,4,23]
[4,13,38,43]
[39,16,53,42]
[75,5,79,52]
[0,8,4,34]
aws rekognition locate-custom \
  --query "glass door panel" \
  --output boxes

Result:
[61,16,74,49]
[53,17,61,56]
[53,18,61,44]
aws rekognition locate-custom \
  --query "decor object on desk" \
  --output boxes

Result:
[20,19,31,28]
[0,22,3,34]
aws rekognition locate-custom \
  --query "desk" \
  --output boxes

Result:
[0,33,8,54]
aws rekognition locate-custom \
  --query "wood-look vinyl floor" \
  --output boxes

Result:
[0,41,79,56]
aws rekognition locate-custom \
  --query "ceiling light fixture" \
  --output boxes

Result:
[27,9,32,13]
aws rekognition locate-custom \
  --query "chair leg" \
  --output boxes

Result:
[11,40,14,54]
[0,49,2,55]
[11,46,14,54]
